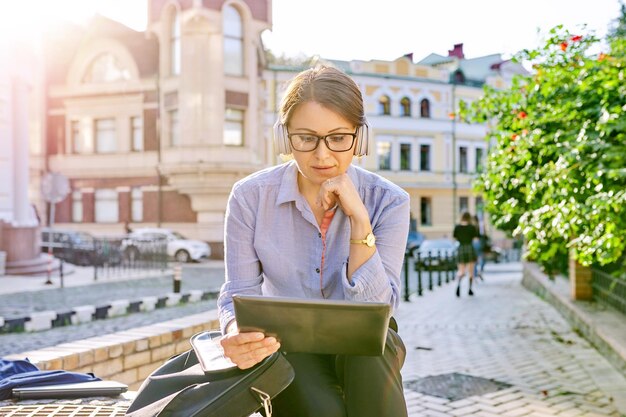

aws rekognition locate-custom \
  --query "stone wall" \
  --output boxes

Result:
[4,311,220,390]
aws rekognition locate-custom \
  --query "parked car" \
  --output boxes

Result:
[40,228,120,266]
[413,238,459,270]
[122,228,211,263]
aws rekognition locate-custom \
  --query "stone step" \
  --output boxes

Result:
[5,254,61,275]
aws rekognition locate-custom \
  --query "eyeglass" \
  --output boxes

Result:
[287,131,357,152]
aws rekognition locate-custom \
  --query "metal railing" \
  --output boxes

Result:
[46,237,169,282]
[403,250,458,301]
[592,268,626,315]
[93,237,168,280]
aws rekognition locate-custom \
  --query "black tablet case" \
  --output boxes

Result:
[233,295,391,356]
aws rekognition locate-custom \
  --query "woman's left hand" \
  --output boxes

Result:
[316,174,368,219]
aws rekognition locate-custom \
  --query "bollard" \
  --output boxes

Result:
[173,263,182,293]
[437,250,442,286]
[60,260,64,288]
[403,254,410,301]
[427,251,433,291]
[417,253,423,296]
[45,245,53,285]
[403,250,410,302]
[93,241,98,281]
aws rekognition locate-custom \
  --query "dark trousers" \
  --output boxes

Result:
[271,328,408,417]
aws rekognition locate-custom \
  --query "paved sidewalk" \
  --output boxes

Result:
[0,262,226,356]
[2,261,626,416]
[0,260,225,296]
[397,262,626,416]
[0,261,225,318]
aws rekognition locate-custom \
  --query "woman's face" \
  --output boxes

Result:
[288,101,356,189]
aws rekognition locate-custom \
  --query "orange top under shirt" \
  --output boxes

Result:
[318,208,336,298]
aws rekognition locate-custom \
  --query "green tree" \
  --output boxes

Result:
[460,23,626,275]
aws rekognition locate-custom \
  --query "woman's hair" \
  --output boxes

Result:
[279,65,365,128]
[460,212,472,223]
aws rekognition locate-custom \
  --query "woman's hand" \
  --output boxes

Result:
[220,330,281,370]
[317,174,376,280]
[316,174,368,220]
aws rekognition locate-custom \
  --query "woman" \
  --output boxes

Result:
[453,211,479,297]
[217,66,409,417]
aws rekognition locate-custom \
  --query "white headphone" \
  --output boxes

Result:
[273,120,370,157]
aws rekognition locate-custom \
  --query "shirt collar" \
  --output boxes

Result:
[276,161,300,205]
[276,161,362,206]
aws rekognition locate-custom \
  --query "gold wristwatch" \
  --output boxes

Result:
[350,232,376,247]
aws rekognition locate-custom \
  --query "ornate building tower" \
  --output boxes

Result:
[43,0,272,257]
[147,0,272,255]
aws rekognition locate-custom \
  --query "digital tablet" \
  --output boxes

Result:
[233,295,391,356]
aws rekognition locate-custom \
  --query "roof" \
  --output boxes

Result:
[458,54,505,82]
[44,15,158,83]
[417,53,454,66]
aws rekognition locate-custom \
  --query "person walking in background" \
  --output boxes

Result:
[472,215,485,280]
[454,212,479,297]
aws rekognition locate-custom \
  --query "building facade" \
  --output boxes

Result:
[43,0,272,257]
[0,37,50,274]
[36,1,525,256]
[265,47,525,239]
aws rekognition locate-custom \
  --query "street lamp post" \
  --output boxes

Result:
[451,83,457,225]
[41,172,70,285]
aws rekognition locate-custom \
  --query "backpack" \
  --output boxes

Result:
[126,331,294,417]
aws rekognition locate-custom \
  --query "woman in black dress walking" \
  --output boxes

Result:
[453,212,479,297]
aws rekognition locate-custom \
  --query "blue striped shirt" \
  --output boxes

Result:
[217,161,410,333]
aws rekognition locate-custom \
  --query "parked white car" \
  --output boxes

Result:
[123,228,210,263]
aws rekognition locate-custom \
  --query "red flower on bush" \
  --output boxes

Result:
[560,42,568,51]
[518,111,527,119]
[512,134,519,141]
[571,35,582,42]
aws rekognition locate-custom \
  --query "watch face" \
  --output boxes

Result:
[366,233,376,247]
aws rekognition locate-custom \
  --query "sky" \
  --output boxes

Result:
[0,0,622,61]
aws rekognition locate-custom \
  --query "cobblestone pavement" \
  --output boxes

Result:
[0,263,225,318]
[0,264,225,357]
[2,261,626,416]
[396,262,626,416]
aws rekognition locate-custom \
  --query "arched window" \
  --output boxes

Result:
[400,97,411,117]
[170,10,181,76]
[379,95,391,115]
[224,5,243,76]
[420,98,431,118]
[453,70,465,84]
[82,54,131,83]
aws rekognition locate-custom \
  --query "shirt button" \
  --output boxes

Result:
[318,232,322,238]
[315,268,320,273]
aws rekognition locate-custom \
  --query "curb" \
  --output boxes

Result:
[522,262,626,378]
[0,289,218,334]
